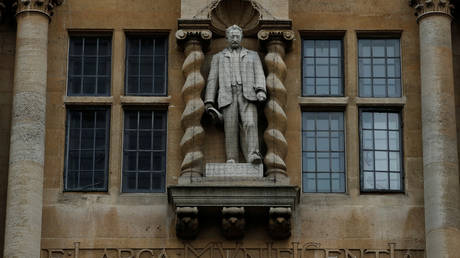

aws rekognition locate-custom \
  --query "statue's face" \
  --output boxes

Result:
[227,29,242,49]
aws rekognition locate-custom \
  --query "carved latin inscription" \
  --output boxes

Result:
[42,242,424,258]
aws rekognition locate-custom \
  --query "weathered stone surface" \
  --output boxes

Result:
[4,12,49,258]
[205,163,263,177]
[417,13,460,257]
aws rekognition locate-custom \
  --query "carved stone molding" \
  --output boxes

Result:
[257,30,294,180]
[409,0,454,21]
[176,29,212,181]
[268,207,291,239]
[221,207,245,239]
[176,207,200,239]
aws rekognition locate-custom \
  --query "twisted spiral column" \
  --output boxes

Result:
[176,30,211,182]
[258,30,294,181]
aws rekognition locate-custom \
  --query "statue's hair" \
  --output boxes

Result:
[226,25,243,38]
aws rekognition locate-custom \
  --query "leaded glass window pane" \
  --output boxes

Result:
[358,39,401,97]
[125,37,168,96]
[360,110,403,191]
[64,109,110,191]
[302,112,345,193]
[302,39,344,96]
[68,37,112,96]
[122,110,167,192]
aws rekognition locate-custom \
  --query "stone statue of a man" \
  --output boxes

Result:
[205,25,267,164]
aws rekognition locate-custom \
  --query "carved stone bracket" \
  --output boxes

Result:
[268,207,291,239]
[257,30,294,181]
[176,207,200,239]
[176,29,212,182]
[221,207,245,239]
[409,0,454,21]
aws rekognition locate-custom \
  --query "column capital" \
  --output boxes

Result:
[257,29,295,42]
[257,29,295,51]
[409,0,454,22]
[175,29,212,50]
[13,0,63,18]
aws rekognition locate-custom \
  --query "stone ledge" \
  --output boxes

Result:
[168,184,300,209]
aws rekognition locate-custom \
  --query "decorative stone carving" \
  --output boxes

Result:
[176,207,200,239]
[268,207,291,239]
[409,0,454,20]
[257,30,294,180]
[12,0,63,17]
[205,25,267,164]
[176,29,212,181]
[191,0,277,36]
[221,207,245,239]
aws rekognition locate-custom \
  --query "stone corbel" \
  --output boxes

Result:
[268,207,292,239]
[176,29,212,183]
[257,29,294,182]
[221,207,245,239]
[175,207,200,239]
[409,0,454,21]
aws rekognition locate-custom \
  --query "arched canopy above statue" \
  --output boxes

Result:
[179,0,291,37]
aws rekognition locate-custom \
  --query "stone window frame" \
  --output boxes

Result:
[301,36,345,97]
[357,37,402,98]
[63,107,111,192]
[124,33,169,96]
[121,107,168,193]
[298,30,407,195]
[66,33,113,97]
[358,108,404,193]
[301,110,346,193]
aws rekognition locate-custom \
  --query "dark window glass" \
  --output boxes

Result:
[122,110,167,192]
[358,39,401,97]
[125,37,168,96]
[64,109,110,191]
[68,37,112,96]
[302,39,343,96]
[302,112,345,193]
[360,110,403,192]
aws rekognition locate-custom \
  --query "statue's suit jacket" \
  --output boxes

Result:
[205,47,266,109]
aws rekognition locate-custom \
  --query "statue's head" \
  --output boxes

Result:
[226,25,243,49]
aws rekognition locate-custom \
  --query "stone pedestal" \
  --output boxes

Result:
[205,163,263,177]
[409,1,460,257]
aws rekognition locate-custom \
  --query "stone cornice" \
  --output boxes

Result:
[409,0,455,22]
[13,0,63,18]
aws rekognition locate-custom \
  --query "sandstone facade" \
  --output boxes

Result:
[0,0,459,257]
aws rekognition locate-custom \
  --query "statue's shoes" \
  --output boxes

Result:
[248,154,262,164]
[226,159,236,163]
